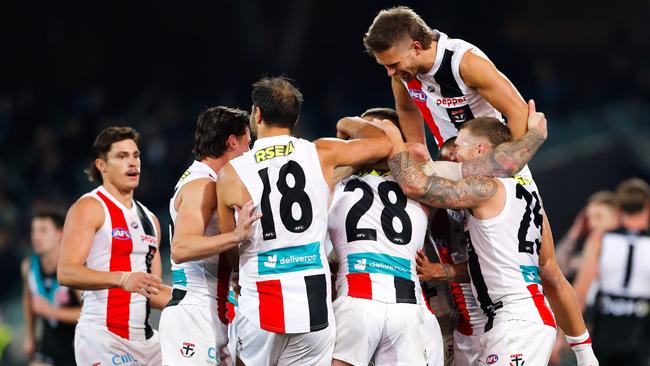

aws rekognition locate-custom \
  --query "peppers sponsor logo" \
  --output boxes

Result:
[347,252,411,280]
[436,96,468,107]
[258,242,322,275]
[111,228,131,240]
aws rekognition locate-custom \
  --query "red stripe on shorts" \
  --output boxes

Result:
[257,279,285,333]
[451,283,473,335]
[97,191,132,339]
[346,272,372,299]
[216,255,232,325]
[526,284,556,328]
[406,79,445,147]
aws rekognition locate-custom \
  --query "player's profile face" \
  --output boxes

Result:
[452,130,478,162]
[102,139,141,191]
[31,218,61,254]
[234,128,252,156]
[374,43,419,81]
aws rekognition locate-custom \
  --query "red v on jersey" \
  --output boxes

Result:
[406,79,444,147]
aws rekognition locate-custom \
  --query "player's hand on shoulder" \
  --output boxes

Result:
[526,99,547,140]
[366,118,402,145]
[119,271,163,298]
[234,200,262,242]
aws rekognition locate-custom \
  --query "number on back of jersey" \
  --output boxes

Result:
[344,179,412,245]
[258,161,313,240]
[515,184,543,255]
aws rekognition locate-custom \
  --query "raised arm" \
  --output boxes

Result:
[314,134,392,189]
[460,100,547,178]
[392,76,426,144]
[58,197,162,296]
[460,50,528,140]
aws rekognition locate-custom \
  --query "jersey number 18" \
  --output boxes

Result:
[258,161,313,241]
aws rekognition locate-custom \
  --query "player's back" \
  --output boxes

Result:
[328,170,428,304]
[466,174,555,332]
[229,134,332,334]
[594,228,650,334]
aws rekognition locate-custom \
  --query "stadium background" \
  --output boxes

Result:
[0,1,648,364]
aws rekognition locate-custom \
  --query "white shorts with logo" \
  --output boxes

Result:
[74,322,161,366]
[333,296,443,366]
[453,329,481,366]
[234,312,335,366]
[159,303,230,366]
[478,320,555,366]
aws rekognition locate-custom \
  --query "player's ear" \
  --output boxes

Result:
[412,40,423,55]
[226,134,238,151]
[253,105,263,124]
[95,158,106,174]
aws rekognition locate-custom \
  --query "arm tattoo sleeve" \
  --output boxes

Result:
[461,128,545,178]
[388,151,499,209]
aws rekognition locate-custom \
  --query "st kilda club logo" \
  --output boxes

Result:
[180,342,195,358]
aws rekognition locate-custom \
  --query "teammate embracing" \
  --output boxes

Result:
[216,76,393,365]
[328,107,444,366]
[159,106,260,366]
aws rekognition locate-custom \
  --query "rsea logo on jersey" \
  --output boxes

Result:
[347,252,411,280]
[407,89,426,102]
[258,242,322,275]
[255,141,295,163]
[111,228,131,240]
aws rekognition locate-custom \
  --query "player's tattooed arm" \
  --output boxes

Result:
[416,251,470,282]
[461,99,548,178]
[389,151,498,209]
[460,127,545,178]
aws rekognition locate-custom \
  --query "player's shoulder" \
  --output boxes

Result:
[69,195,105,226]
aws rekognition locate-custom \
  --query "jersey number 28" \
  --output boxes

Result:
[344,179,412,245]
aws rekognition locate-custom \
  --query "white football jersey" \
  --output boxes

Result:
[597,228,650,318]
[168,160,232,322]
[328,170,429,304]
[466,172,556,332]
[402,31,503,147]
[78,186,158,341]
[229,135,332,334]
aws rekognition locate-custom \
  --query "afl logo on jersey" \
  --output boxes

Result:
[112,228,132,240]
[407,89,426,102]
